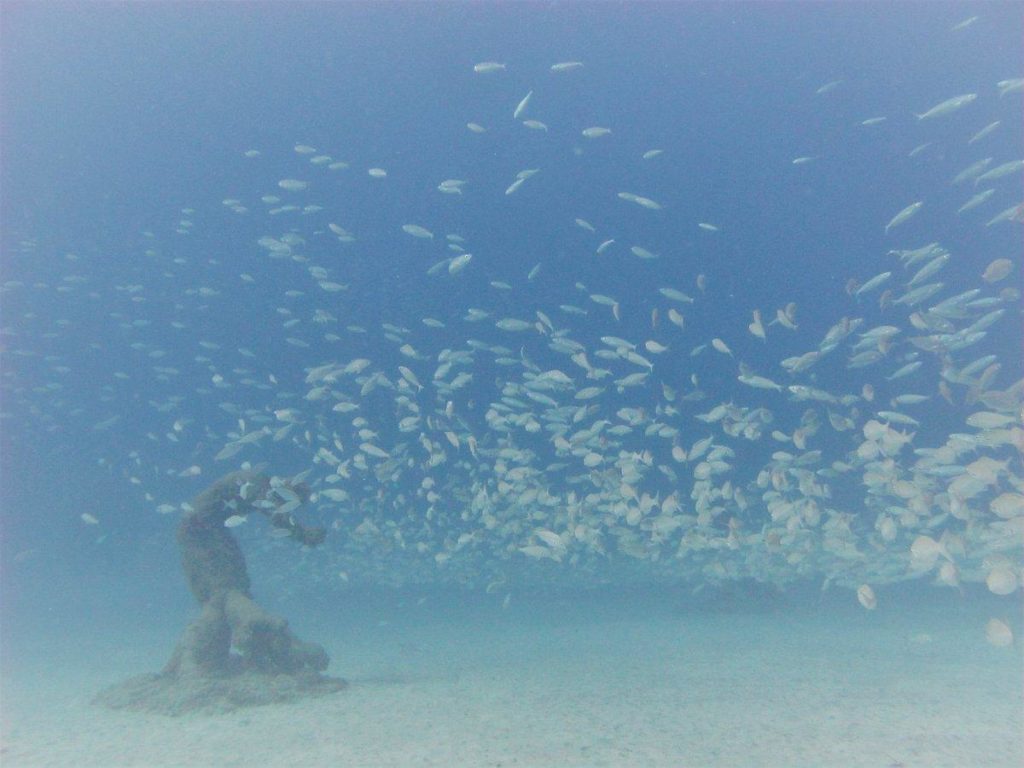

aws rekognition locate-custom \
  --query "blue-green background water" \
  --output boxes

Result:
[1,4,1022,762]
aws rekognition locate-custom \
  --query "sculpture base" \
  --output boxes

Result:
[94,669,346,716]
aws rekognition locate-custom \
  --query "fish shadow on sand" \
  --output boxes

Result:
[673,579,792,615]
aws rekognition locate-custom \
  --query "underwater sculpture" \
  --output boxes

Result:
[95,470,345,715]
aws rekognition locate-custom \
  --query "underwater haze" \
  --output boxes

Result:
[1,2,1023,766]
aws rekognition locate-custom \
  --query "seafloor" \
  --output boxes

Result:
[1,585,1021,767]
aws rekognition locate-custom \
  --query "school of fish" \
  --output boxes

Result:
[2,52,1022,648]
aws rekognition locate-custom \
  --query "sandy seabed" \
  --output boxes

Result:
[2,590,1021,768]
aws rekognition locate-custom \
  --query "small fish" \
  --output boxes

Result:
[986,619,1013,647]
[968,121,1000,145]
[855,271,891,297]
[986,567,1018,595]
[402,224,433,239]
[496,318,532,332]
[886,361,922,380]
[617,192,662,210]
[982,258,1013,282]
[950,15,979,31]
[997,78,1024,97]
[952,157,992,185]
[957,189,995,215]
[748,309,766,339]
[885,201,923,233]
[448,253,473,274]
[856,585,877,610]
[513,90,533,120]
[473,62,506,73]
[915,93,977,120]
[738,373,782,391]
[986,203,1024,227]
[974,159,1023,186]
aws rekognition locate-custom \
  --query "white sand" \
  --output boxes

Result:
[2,590,1021,767]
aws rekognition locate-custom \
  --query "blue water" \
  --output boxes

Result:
[1,3,1022,765]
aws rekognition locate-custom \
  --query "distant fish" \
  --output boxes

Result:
[915,93,976,120]
[974,159,1023,186]
[618,192,662,210]
[855,271,891,297]
[473,61,506,73]
[950,15,979,31]
[856,585,877,610]
[402,224,434,239]
[996,77,1024,97]
[968,121,1000,145]
[986,619,1013,647]
[513,90,533,120]
[957,189,995,215]
[982,258,1013,283]
[885,201,923,233]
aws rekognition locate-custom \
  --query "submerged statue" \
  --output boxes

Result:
[95,470,345,715]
